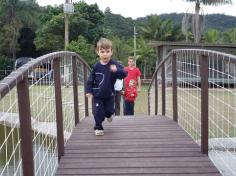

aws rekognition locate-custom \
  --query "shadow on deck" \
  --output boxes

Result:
[56,116,221,176]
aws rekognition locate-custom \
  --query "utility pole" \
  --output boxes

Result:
[64,0,69,50]
[63,0,74,86]
[134,25,137,66]
[64,0,74,50]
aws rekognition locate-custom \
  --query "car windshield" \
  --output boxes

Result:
[15,57,32,69]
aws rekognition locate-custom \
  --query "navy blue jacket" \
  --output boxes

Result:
[86,59,127,98]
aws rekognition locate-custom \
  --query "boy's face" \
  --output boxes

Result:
[128,59,135,67]
[97,47,113,63]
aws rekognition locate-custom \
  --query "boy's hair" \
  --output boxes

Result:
[128,56,135,60]
[96,38,112,50]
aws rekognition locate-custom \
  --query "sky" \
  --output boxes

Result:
[36,0,236,19]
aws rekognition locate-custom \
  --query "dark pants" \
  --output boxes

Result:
[114,91,121,115]
[93,97,114,130]
[123,100,134,115]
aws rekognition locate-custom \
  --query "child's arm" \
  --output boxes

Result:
[113,64,127,79]
[133,89,138,98]
[85,68,95,97]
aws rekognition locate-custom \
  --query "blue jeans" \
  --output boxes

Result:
[114,91,121,115]
[123,100,134,115]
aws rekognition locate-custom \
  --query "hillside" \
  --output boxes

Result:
[104,13,236,38]
[159,13,236,31]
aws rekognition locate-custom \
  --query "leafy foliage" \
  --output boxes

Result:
[203,29,221,43]
[136,38,156,78]
[34,1,104,52]
[73,2,104,44]
[66,35,96,65]
[104,10,134,39]
[110,36,132,63]
[222,28,236,43]
[34,13,65,51]
[0,0,236,76]
[0,0,40,59]
[0,55,14,70]
[138,15,184,41]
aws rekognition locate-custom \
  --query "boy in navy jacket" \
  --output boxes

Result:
[86,38,127,136]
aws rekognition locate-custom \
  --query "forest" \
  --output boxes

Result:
[0,0,236,79]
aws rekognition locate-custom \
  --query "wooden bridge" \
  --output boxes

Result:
[1,49,236,175]
[56,116,220,175]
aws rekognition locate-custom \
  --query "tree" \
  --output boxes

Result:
[0,0,40,59]
[110,36,131,63]
[138,15,181,41]
[17,27,37,57]
[222,28,236,44]
[203,29,221,43]
[136,38,155,79]
[34,1,104,52]
[74,1,104,44]
[104,10,134,39]
[34,13,65,51]
[104,7,111,14]
[183,0,232,43]
[66,35,96,66]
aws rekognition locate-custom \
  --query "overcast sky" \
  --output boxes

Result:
[36,0,236,19]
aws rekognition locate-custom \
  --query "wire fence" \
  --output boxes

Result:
[0,51,91,176]
[148,49,236,176]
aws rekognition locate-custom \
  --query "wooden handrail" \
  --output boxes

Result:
[148,48,236,154]
[0,51,91,175]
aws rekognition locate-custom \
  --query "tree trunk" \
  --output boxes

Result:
[144,60,147,79]
[193,1,201,43]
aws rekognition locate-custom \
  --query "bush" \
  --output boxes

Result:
[0,55,14,70]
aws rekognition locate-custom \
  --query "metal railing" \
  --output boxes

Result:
[148,49,236,176]
[0,51,91,175]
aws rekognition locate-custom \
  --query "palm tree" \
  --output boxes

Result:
[136,38,155,79]
[222,28,236,44]
[203,29,221,43]
[138,15,173,41]
[183,0,232,43]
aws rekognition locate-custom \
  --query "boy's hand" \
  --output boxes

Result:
[86,93,93,98]
[110,65,117,72]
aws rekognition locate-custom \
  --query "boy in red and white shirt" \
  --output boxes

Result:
[124,57,141,92]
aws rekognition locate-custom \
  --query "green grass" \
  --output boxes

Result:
[1,84,235,139]
[163,88,236,139]
[134,85,149,115]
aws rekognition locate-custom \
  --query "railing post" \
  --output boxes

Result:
[172,53,178,122]
[53,58,64,160]
[200,54,209,155]
[148,90,150,115]
[83,64,89,117]
[72,57,79,125]
[17,78,34,176]
[154,73,158,115]
[161,63,166,115]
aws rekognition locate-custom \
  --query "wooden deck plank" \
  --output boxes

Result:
[56,116,221,175]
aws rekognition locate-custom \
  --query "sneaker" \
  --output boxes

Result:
[107,116,113,123]
[95,129,104,136]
